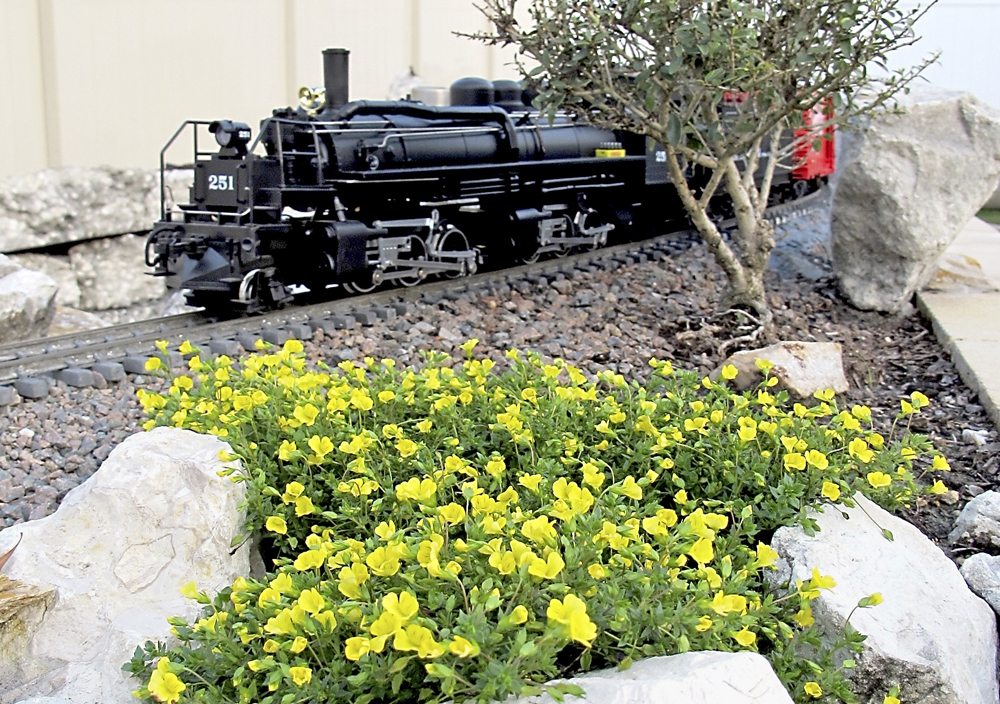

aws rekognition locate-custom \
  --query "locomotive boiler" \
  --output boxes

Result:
[146,48,832,313]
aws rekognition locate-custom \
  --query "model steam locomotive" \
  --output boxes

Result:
[145,48,834,313]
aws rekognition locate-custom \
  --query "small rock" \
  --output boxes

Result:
[949,490,1000,549]
[964,429,990,447]
[712,341,848,398]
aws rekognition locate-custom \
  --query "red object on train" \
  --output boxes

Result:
[793,100,836,180]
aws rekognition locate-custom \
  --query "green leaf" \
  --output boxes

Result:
[617,656,634,671]
[389,656,413,673]
[666,114,682,146]
[519,641,538,658]
[881,528,894,542]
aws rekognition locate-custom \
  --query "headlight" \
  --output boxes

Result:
[209,120,252,155]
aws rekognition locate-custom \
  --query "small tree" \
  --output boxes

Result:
[477,0,934,336]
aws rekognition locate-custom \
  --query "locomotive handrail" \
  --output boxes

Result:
[159,120,218,220]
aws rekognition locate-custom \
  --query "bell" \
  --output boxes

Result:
[298,86,326,115]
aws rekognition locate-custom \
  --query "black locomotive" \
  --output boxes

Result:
[146,48,830,312]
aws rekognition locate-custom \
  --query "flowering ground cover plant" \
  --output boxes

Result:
[127,339,946,704]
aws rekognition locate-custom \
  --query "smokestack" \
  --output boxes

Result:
[323,48,350,112]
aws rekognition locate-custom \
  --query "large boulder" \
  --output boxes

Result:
[0,268,58,343]
[0,168,193,253]
[513,652,792,704]
[770,494,998,704]
[68,234,165,310]
[0,428,249,704]
[832,88,1000,312]
[711,341,848,398]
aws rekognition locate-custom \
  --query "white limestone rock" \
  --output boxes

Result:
[69,234,165,310]
[0,428,249,704]
[832,88,1000,312]
[960,553,1000,618]
[0,253,20,279]
[512,651,793,704]
[0,168,192,253]
[711,341,848,398]
[949,490,1000,550]
[7,253,81,308]
[0,269,58,343]
[45,307,110,337]
[770,494,998,704]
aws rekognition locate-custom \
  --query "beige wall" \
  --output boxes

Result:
[0,0,522,178]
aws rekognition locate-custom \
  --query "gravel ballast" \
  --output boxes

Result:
[1,209,997,562]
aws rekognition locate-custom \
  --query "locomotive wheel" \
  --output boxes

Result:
[341,271,380,294]
[437,226,471,279]
[397,236,427,287]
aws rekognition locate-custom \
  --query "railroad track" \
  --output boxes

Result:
[0,187,828,400]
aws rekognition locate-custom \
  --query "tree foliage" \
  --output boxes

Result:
[477,0,935,330]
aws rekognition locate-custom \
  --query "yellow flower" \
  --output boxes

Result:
[337,562,368,599]
[867,471,892,489]
[418,535,445,576]
[297,589,324,615]
[867,592,884,606]
[396,476,438,504]
[929,480,948,495]
[619,476,642,500]
[588,563,607,579]
[450,635,480,658]
[721,364,738,380]
[460,338,479,354]
[278,440,297,461]
[378,390,396,403]
[147,657,185,704]
[289,666,312,686]
[884,697,901,704]
[910,390,929,409]
[804,682,822,698]
[366,546,402,577]
[485,456,507,477]
[510,604,529,624]
[345,636,372,661]
[733,627,756,647]
[264,609,297,636]
[518,474,543,493]
[581,462,605,490]
[263,639,280,653]
[383,591,419,622]
[438,503,466,525]
[809,567,837,590]
[546,594,597,647]
[293,404,319,426]
[738,426,757,442]
[753,543,779,570]
[849,437,875,464]
[290,636,308,654]
[396,438,419,457]
[805,450,829,470]
[528,551,565,579]
[295,496,316,517]
[688,538,714,565]
[393,624,445,659]
[711,591,747,616]
[933,455,951,471]
[794,606,814,628]
[675,489,688,504]
[821,481,841,502]
[265,516,287,535]
[145,356,163,372]
[293,549,326,571]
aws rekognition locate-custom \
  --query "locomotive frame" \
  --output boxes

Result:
[146,48,832,314]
